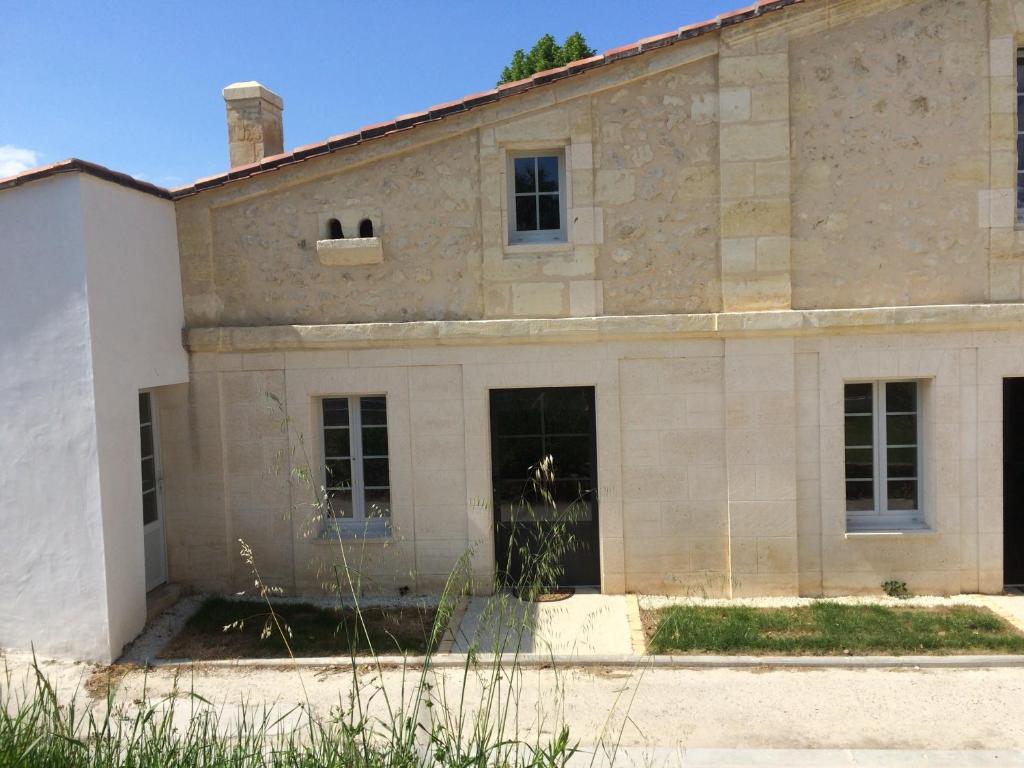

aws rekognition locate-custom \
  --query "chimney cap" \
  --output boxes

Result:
[222,81,283,110]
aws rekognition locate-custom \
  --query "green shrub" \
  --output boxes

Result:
[881,579,911,599]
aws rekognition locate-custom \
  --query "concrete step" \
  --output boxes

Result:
[146,582,183,623]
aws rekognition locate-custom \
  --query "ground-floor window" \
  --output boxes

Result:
[140,391,167,590]
[321,395,391,538]
[844,380,924,531]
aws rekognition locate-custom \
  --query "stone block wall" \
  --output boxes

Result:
[161,319,1021,598]
[619,350,729,595]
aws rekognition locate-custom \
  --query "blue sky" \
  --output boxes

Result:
[2,1,740,187]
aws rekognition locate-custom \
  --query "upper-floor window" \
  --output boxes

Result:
[321,395,391,538]
[326,218,344,240]
[1018,50,1024,223]
[844,380,924,532]
[359,218,374,238]
[507,150,566,245]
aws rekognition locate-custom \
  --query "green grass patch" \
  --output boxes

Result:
[158,597,437,659]
[645,603,1024,655]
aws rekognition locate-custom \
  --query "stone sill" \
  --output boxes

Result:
[503,241,573,256]
[315,523,391,542]
[316,237,383,266]
[844,528,936,539]
[185,302,1024,353]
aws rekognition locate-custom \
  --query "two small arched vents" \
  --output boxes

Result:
[325,218,374,240]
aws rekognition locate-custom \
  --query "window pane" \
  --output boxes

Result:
[491,389,544,436]
[364,488,391,519]
[327,488,353,518]
[141,456,156,491]
[325,458,352,489]
[546,435,593,480]
[846,480,874,512]
[515,196,537,231]
[887,479,918,511]
[844,447,874,479]
[323,398,349,427]
[142,491,158,525]
[361,426,388,457]
[844,383,873,414]
[496,436,545,480]
[360,396,387,426]
[363,458,390,487]
[140,424,154,456]
[514,157,536,194]
[542,389,593,434]
[536,156,559,192]
[138,392,152,423]
[1019,135,1024,171]
[887,446,918,479]
[885,381,916,413]
[323,427,350,458]
[844,415,873,447]
[538,194,560,230]
[886,414,917,446]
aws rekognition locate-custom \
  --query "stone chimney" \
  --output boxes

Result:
[222,81,284,167]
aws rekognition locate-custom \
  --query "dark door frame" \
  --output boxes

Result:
[489,386,601,590]
[1004,378,1024,587]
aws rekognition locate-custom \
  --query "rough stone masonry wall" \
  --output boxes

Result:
[176,49,724,326]
[789,0,990,308]
[177,132,484,327]
[987,0,1024,300]
[591,60,722,315]
[175,0,1010,327]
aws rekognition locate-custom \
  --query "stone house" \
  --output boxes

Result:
[3,0,1024,661]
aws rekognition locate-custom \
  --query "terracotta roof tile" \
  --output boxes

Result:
[566,54,605,73]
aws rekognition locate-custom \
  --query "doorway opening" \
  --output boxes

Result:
[489,387,600,589]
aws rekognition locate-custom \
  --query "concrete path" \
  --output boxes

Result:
[573,747,1024,766]
[10,654,1024,752]
[451,591,633,655]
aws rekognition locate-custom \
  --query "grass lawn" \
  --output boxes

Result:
[644,602,1024,655]
[158,597,438,659]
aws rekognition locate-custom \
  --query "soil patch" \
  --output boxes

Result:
[158,597,438,660]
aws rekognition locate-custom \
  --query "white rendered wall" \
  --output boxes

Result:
[0,173,188,662]
[0,174,111,660]
[79,174,188,659]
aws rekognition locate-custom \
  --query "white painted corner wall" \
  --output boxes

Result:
[0,173,188,662]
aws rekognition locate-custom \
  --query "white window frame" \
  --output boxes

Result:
[506,149,568,246]
[320,395,391,539]
[140,392,160,528]
[844,380,926,532]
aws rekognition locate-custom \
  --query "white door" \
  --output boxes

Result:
[140,392,167,591]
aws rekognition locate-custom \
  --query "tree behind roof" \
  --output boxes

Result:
[498,32,596,85]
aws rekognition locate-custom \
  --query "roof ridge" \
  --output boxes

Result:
[0,157,173,199]
[171,0,802,198]
[0,0,803,200]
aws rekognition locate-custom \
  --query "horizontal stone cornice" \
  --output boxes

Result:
[184,304,1024,353]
